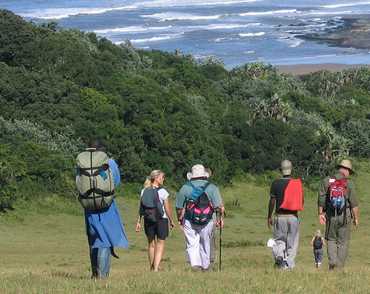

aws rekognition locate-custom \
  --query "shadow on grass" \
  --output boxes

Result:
[223,240,265,248]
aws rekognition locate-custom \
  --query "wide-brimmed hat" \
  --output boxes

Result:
[186,164,209,180]
[280,160,292,176]
[337,159,354,174]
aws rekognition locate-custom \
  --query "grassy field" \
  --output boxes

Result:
[1,166,370,293]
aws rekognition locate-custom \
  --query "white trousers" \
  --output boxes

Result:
[183,219,214,269]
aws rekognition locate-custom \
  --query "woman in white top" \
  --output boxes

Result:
[136,170,175,271]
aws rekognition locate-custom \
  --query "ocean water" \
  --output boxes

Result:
[1,0,370,68]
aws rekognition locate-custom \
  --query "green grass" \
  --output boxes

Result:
[1,165,370,293]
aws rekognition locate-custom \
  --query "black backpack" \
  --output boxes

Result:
[139,187,164,223]
[313,236,323,249]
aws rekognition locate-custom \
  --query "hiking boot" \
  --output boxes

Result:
[275,256,284,269]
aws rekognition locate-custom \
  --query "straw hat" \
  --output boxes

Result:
[337,159,354,174]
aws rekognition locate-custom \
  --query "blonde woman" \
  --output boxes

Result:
[136,170,175,271]
[311,229,325,268]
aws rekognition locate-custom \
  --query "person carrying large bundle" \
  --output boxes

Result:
[176,164,224,271]
[267,160,304,270]
[318,159,359,270]
[76,140,128,279]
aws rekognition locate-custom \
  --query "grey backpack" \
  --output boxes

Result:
[76,148,115,211]
[139,187,165,223]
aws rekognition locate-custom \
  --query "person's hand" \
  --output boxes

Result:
[216,218,224,228]
[353,218,359,227]
[135,222,141,232]
[319,214,326,225]
[170,219,175,230]
[267,217,273,229]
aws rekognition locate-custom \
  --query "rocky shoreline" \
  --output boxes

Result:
[301,15,370,50]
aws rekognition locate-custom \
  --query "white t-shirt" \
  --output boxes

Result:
[140,187,170,219]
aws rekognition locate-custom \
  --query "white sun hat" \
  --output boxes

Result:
[186,164,209,180]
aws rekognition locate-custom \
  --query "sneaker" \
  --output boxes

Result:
[275,256,284,269]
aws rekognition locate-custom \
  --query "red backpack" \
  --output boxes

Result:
[280,178,304,211]
[328,178,347,212]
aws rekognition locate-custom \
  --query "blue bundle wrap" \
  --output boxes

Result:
[85,159,128,249]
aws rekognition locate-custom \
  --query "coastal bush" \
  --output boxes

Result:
[1,9,370,208]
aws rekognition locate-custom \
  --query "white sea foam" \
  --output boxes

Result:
[288,39,304,48]
[239,32,265,37]
[141,12,223,21]
[20,6,137,20]
[303,10,354,16]
[126,33,184,44]
[94,26,173,34]
[239,9,297,17]
[134,0,260,9]
[321,1,370,9]
[19,0,262,19]
[244,50,256,54]
[188,22,261,30]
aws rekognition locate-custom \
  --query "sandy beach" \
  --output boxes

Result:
[277,63,370,75]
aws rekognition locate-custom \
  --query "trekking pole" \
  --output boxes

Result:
[219,222,222,272]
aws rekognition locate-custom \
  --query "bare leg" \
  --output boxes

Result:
[148,238,156,271]
[153,239,165,272]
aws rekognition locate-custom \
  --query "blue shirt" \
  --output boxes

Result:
[108,159,121,187]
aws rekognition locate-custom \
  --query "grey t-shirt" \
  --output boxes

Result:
[176,180,222,209]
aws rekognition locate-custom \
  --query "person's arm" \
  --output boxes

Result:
[267,182,276,229]
[348,181,359,227]
[215,204,225,228]
[310,236,315,246]
[175,189,185,226]
[318,179,328,225]
[267,198,275,229]
[352,206,359,227]
[210,186,225,228]
[163,198,175,229]
[176,208,185,226]
[136,199,143,232]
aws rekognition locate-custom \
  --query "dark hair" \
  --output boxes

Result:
[88,139,105,151]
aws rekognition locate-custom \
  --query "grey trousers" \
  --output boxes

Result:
[272,215,299,269]
[326,214,351,268]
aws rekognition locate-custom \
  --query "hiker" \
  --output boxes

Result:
[267,160,303,270]
[318,159,359,270]
[205,167,216,265]
[311,229,325,268]
[176,164,224,271]
[76,141,129,279]
[136,170,175,272]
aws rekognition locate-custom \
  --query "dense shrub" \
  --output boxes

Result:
[1,10,369,209]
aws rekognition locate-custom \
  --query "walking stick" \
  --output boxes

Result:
[219,222,222,272]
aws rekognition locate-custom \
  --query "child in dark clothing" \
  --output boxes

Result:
[311,229,325,268]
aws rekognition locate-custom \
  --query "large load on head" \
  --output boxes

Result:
[76,148,115,211]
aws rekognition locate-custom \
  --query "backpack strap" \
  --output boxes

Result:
[183,181,211,207]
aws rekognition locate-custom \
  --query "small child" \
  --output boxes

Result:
[311,229,325,268]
